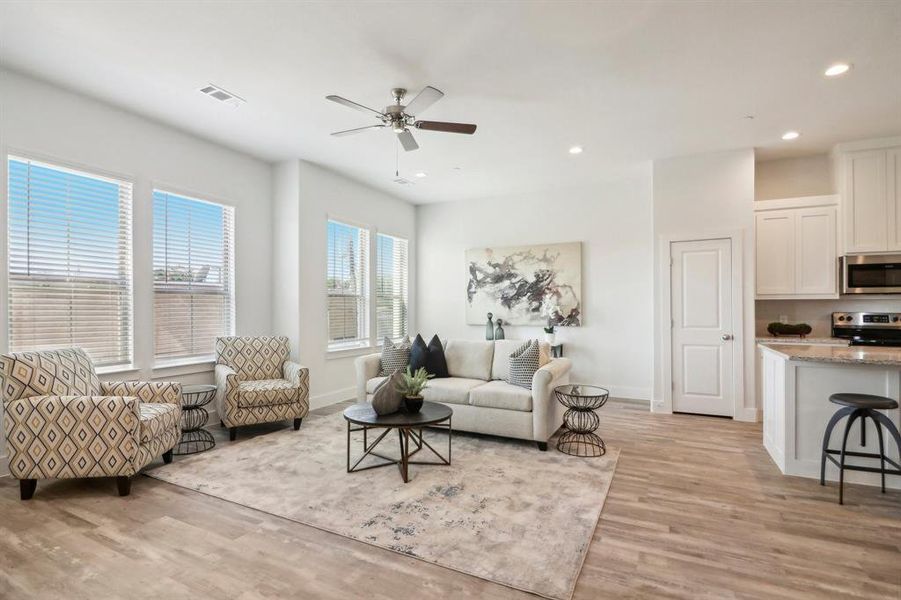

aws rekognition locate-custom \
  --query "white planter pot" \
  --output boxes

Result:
[545,333,556,345]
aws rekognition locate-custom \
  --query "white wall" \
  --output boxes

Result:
[0,69,274,467]
[272,159,416,408]
[416,170,654,400]
[652,149,757,420]
[755,154,834,201]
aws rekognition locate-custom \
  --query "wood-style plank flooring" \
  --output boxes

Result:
[1,400,899,599]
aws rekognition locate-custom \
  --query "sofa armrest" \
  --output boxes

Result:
[4,395,141,479]
[354,353,382,402]
[101,381,182,405]
[531,358,573,441]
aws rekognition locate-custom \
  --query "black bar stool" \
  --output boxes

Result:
[820,393,901,504]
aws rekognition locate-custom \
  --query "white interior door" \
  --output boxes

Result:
[671,239,734,417]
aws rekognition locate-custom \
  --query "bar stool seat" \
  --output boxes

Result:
[829,393,898,410]
[820,393,901,505]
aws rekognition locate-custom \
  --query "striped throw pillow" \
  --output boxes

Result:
[379,336,411,376]
[508,339,541,389]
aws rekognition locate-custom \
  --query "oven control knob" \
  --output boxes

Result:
[846,315,853,322]
[893,317,899,323]
[837,316,845,321]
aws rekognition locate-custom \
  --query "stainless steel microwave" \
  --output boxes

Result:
[841,254,901,294]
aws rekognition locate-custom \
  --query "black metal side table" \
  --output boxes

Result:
[554,384,609,457]
[174,384,217,455]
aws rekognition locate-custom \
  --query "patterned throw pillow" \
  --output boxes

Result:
[379,336,411,376]
[508,339,541,389]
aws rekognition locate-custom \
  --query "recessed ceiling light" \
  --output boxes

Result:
[824,63,851,77]
[781,131,800,141]
[415,172,427,178]
[569,146,583,155]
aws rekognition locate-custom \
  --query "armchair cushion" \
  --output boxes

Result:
[216,336,289,381]
[237,378,298,408]
[101,381,182,405]
[139,403,180,443]
[0,348,101,402]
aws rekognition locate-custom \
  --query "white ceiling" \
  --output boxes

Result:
[1,1,900,204]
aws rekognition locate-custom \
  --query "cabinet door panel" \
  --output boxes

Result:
[890,148,901,251]
[756,211,795,295]
[844,150,887,253]
[795,207,837,295]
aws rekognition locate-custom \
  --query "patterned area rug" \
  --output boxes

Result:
[146,412,619,600]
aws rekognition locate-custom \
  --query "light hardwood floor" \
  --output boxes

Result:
[1,400,899,599]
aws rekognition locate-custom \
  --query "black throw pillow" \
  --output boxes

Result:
[426,335,450,378]
[409,334,429,372]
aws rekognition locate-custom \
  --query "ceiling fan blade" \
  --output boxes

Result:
[415,120,477,135]
[397,129,419,151]
[331,124,385,137]
[326,95,385,118]
[403,86,444,116]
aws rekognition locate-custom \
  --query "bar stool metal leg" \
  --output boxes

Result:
[821,406,855,486]
[838,409,862,505]
[873,415,886,493]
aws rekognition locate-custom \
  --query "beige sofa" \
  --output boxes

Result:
[354,339,571,450]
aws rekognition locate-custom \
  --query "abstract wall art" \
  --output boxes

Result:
[465,242,582,326]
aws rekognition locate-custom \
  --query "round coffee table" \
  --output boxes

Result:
[343,401,452,483]
[554,384,609,457]
[174,384,217,455]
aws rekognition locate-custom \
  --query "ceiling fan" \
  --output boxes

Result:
[326,86,477,151]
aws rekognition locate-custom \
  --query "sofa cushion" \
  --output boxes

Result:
[237,378,297,408]
[491,339,552,380]
[366,376,387,394]
[139,402,180,443]
[508,340,541,389]
[426,335,450,378]
[379,336,411,376]
[444,340,494,380]
[469,380,533,412]
[410,334,429,372]
[421,377,486,406]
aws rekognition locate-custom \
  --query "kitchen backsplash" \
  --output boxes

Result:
[756,298,901,338]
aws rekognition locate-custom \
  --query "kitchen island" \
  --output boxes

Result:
[758,342,901,490]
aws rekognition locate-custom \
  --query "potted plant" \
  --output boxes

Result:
[544,323,556,345]
[395,366,433,413]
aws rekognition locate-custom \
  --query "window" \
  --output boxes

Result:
[327,220,369,349]
[376,233,408,341]
[153,190,234,363]
[7,157,133,367]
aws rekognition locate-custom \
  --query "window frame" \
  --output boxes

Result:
[151,186,236,367]
[325,216,410,355]
[375,231,409,344]
[6,152,135,369]
[326,216,371,352]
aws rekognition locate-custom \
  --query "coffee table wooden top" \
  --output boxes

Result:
[343,401,452,427]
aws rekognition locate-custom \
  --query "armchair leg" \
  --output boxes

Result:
[19,479,36,500]
[162,450,173,464]
[220,420,225,428]
[537,442,548,451]
[116,476,132,497]
[293,418,302,431]
[229,427,237,441]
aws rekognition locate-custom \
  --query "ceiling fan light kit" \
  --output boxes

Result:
[326,85,477,152]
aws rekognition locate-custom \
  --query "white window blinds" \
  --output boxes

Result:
[327,220,369,348]
[7,157,133,367]
[376,233,408,341]
[153,190,234,362]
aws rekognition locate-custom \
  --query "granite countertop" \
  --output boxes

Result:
[758,342,901,366]
[754,336,848,346]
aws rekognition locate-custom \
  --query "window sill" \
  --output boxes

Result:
[96,364,140,377]
[326,345,378,360]
[153,358,216,377]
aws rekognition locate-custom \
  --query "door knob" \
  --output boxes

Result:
[722,334,733,341]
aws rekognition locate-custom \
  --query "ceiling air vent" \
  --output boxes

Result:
[393,177,415,185]
[199,84,245,108]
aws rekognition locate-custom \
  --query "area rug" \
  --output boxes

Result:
[146,412,619,600]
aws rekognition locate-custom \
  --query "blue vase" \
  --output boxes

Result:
[486,312,495,340]
[494,319,505,340]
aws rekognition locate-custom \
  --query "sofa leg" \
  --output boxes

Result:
[537,442,548,451]
[162,450,173,464]
[229,427,237,441]
[116,476,131,497]
[19,479,36,500]
[220,420,225,428]
[293,418,302,431]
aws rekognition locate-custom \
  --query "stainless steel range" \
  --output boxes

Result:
[832,312,901,347]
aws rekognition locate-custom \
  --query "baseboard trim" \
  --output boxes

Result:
[310,386,356,410]
[0,452,8,478]
[735,407,761,423]
[605,386,652,402]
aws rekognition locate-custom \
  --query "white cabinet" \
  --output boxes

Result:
[840,145,901,254]
[755,198,838,299]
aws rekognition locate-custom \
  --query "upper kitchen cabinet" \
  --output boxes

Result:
[755,196,838,299]
[836,140,901,254]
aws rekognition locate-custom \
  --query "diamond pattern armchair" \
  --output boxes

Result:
[1,348,182,499]
[215,336,309,440]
